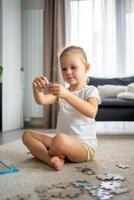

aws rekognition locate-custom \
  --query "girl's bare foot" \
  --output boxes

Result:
[50,156,64,170]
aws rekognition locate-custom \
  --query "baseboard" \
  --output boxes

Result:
[96,121,134,134]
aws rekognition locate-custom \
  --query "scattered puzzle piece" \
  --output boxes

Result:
[35,182,82,199]
[100,181,121,190]
[96,174,113,181]
[71,180,91,188]
[96,171,125,181]
[75,166,96,175]
[116,163,129,169]
[112,187,130,195]
[89,187,113,200]
[106,172,125,181]
[60,187,81,199]
[4,194,31,200]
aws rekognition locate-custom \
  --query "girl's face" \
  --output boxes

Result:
[60,53,89,86]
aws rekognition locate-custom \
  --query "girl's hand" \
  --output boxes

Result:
[32,76,49,90]
[48,83,68,98]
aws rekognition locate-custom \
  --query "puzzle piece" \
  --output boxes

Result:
[96,174,113,181]
[4,194,31,200]
[75,166,96,175]
[106,172,125,181]
[53,182,70,189]
[116,163,129,169]
[35,186,62,200]
[71,180,91,188]
[100,180,130,197]
[100,181,121,190]
[84,184,97,192]
[34,185,48,194]
[89,187,113,200]
[112,187,130,195]
[35,182,81,199]
[60,186,81,199]
[96,171,125,181]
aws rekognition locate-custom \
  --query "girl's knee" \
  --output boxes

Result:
[22,129,32,145]
[49,133,67,154]
[52,133,66,147]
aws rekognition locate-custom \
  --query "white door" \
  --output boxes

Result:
[2,0,23,131]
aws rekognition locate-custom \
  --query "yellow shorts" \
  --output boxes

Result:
[83,143,96,161]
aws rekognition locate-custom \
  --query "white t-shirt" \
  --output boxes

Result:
[56,85,101,151]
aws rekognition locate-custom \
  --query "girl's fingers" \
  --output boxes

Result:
[48,85,62,95]
[33,76,49,89]
[40,76,49,87]
[36,79,44,88]
[41,76,49,85]
[33,82,37,87]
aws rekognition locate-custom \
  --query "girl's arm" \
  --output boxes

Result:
[64,92,98,118]
[48,83,98,118]
[33,76,57,105]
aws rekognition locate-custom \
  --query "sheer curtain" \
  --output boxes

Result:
[125,0,134,75]
[67,0,134,78]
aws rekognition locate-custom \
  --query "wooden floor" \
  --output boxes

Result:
[0,129,24,145]
[0,129,55,145]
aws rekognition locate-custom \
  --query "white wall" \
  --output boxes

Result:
[2,0,23,131]
[22,0,44,121]
[1,0,44,131]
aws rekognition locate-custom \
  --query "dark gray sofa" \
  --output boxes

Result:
[88,76,134,121]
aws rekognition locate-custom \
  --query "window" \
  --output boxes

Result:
[67,0,134,77]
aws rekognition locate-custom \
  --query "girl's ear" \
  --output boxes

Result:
[85,63,90,72]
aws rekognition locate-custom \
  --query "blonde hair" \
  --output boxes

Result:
[60,46,88,65]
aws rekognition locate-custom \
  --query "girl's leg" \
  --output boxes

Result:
[22,131,90,170]
[22,129,64,170]
[49,133,90,163]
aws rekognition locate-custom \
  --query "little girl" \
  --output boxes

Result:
[22,46,101,170]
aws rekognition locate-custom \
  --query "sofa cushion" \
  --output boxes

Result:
[100,98,134,107]
[88,76,134,87]
[97,84,126,98]
[127,82,134,93]
[117,91,134,100]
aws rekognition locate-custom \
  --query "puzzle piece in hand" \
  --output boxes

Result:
[75,166,96,175]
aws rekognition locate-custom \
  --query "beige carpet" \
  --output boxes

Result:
[0,134,134,200]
